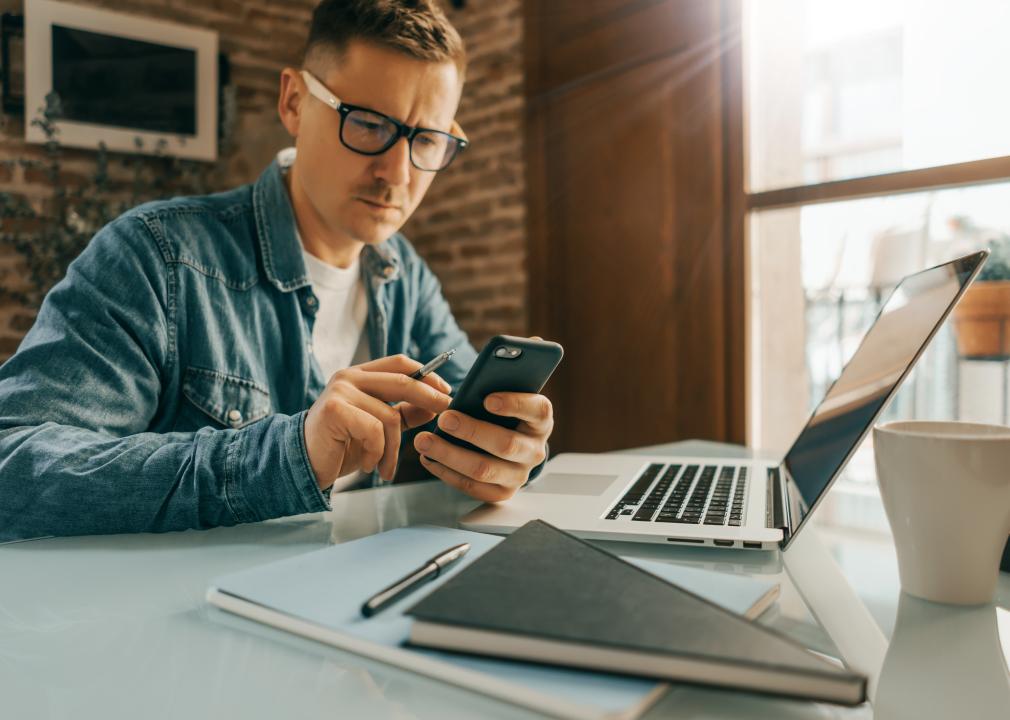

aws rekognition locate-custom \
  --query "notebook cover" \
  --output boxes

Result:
[406,520,864,696]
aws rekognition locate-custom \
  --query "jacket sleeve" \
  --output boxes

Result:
[0,216,327,542]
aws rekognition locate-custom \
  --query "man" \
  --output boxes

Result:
[0,0,553,541]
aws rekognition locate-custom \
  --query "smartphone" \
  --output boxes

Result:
[435,335,564,454]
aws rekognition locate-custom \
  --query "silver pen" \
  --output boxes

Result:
[409,348,456,380]
[360,542,471,617]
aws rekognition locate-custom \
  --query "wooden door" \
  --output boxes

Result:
[525,0,744,452]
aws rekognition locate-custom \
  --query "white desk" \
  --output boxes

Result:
[1,440,1007,719]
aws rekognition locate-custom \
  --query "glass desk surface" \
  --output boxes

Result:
[1,440,1007,719]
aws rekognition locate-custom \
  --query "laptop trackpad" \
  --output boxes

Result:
[525,473,617,496]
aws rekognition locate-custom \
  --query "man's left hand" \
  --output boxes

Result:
[413,392,553,502]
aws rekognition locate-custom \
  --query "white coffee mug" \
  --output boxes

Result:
[873,420,1010,605]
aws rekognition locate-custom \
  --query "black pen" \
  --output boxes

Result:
[360,542,470,617]
[409,349,456,380]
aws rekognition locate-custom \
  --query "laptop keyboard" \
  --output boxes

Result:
[604,463,747,526]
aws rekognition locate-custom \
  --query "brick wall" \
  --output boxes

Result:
[403,0,528,350]
[0,0,527,362]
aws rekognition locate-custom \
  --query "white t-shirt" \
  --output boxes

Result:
[278,146,370,380]
[280,148,373,492]
[298,235,373,493]
[298,239,370,381]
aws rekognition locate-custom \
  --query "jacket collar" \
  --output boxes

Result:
[251,153,402,292]
[360,237,402,284]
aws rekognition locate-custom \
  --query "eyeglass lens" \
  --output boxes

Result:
[341,108,458,171]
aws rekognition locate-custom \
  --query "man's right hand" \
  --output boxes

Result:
[303,354,453,489]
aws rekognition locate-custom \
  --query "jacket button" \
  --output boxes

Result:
[227,409,243,426]
[305,295,318,308]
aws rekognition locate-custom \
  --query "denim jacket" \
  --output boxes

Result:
[0,155,479,541]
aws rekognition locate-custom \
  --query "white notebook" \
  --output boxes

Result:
[207,525,778,720]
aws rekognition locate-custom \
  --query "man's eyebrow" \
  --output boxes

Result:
[342,97,452,132]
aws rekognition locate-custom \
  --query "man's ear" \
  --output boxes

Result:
[277,67,304,138]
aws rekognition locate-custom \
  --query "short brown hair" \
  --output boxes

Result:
[304,0,466,75]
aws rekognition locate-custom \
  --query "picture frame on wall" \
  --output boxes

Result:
[24,0,218,161]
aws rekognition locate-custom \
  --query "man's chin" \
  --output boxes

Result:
[350,220,403,245]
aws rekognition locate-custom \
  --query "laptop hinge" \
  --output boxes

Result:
[765,466,789,539]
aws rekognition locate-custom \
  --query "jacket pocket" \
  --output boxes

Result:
[182,367,271,429]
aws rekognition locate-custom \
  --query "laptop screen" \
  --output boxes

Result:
[780,251,986,545]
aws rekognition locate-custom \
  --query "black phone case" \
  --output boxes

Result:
[434,335,564,454]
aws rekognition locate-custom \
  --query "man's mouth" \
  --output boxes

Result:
[355,197,400,211]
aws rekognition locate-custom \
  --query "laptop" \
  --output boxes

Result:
[462,251,988,551]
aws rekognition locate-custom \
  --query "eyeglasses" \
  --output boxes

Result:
[300,70,468,172]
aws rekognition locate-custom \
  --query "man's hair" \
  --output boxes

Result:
[304,0,466,75]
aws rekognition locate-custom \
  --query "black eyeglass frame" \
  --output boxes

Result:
[300,69,468,172]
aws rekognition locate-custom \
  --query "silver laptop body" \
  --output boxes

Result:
[462,251,987,551]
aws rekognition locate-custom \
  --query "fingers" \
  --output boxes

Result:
[334,352,455,412]
[323,398,385,475]
[414,431,527,491]
[395,402,438,431]
[355,353,453,394]
[419,455,515,503]
[484,392,554,435]
[321,382,409,481]
[340,386,404,480]
[435,411,546,467]
[355,353,423,374]
[306,353,458,486]
[340,369,451,415]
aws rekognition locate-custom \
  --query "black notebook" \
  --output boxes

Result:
[406,520,866,706]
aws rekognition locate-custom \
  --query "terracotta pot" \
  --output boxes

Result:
[952,280,1010,358]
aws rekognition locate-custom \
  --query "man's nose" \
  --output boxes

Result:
[372,137,412,188]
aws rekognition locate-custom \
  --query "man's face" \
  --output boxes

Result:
[280,41,462,246]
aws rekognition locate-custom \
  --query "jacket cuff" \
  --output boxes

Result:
[232,411,331,522]
[287,410,332,513]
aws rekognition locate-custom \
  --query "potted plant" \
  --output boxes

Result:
[952,233,1010,358]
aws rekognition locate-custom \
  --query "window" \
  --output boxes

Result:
[748,0,1010,192]
[744,0,1010,535]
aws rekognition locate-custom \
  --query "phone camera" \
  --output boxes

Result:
[494,346,523,359]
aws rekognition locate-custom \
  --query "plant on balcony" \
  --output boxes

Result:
[952,232,1010,358]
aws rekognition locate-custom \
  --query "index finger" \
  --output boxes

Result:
[357,354,453,394]
[349,370,452,415]
[421,371,453,395]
